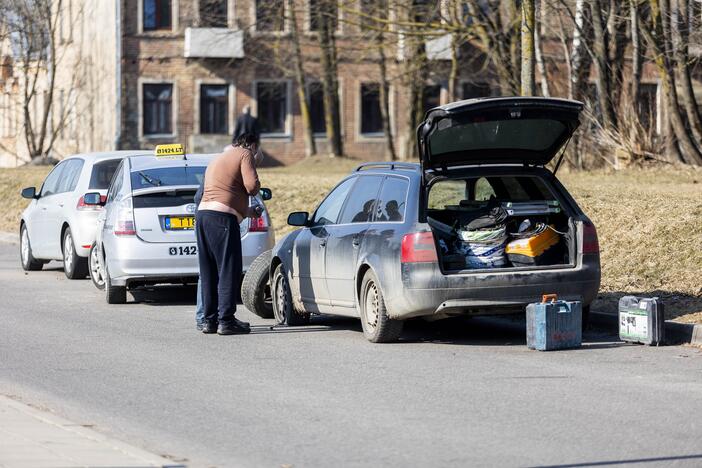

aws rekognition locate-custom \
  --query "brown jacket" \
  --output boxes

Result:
[200,145,260,219]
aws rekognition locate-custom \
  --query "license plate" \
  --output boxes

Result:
[165,216,195,230]
[169,245,197,256]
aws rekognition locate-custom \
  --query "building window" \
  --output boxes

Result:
[143,0,172,31]
[308,0,338,32]
[256,82,288,135]
[463,82,491,99]
[360,0,387,30]
[412,0,441,23]
[255,0,285,32]
[200,84,229,134]
[639,83,658,130]
[422,84,441,115]
[200,0,228,27]
[143,83,173,135]
[360,83,384,135]
[308,82,326,135]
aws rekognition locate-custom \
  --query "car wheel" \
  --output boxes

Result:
[359,270,403,343]
[89,244,105,290]
[241,250,274,318]
[272,263,309,326]
[63,228,88,279]
[104,261,127,304]
[20,224,44,271]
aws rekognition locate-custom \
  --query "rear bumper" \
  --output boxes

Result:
[385,256,600,320]
[241,231,275,272]
[106,237,199,286]
[72,211,102,257]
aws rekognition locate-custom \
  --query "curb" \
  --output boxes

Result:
[0,395,184,467]
[590,311,702,346]
[0,230,18,245]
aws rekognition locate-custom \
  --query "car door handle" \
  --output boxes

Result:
[59,203,64,208]
[320,240,327,248]
[352,237,360,248]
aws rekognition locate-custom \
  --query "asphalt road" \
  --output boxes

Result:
[1,243,701,468]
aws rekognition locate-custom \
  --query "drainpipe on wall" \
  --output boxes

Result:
[114,0,122,150]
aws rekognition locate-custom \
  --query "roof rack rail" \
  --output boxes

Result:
[355,162,419,172]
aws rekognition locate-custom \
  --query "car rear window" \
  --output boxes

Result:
[132,190,196,208]
[428,176,555,209]
[89,159,122,190]
[130,166,206,190]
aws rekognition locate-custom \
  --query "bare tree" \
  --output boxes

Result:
[521,0,536,95]
[316,0,343,157]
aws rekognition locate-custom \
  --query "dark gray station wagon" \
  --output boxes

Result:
[254,97,600,342]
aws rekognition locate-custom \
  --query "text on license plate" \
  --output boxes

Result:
[165,216,195,230]
[169,246,197,256]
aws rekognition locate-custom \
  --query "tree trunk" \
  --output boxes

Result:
[318,0,343,157]
[672,0,702,143]
[448,33,459,102]
[534,8,549,97]
[590,0,617,129]
[630,0,643,113]
[569,0,593,102]
[521,0,536,96]
[288,0,316,157]
[376,34,396,161]
[646,0,702,164]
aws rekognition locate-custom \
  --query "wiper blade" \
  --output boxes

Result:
[138,171,162,187]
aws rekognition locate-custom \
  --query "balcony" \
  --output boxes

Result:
[184,28,244,59]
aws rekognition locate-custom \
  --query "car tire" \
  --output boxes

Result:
[20,224,44,271]
[272,263,310,326]
[241,250,274,318]
[89,243,106,290]
[359,270,403,343]
[104,261,127,304]
[63,228,88,279]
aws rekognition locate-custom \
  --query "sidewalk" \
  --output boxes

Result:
[0,395,183,468]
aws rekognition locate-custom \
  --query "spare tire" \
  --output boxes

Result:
[241,250,274,318]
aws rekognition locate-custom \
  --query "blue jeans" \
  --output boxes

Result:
[195,277,204,326]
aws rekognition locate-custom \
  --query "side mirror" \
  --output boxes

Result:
[260,187,272,201]
[287,211,309,227]
[21,187,37,199]
[83,192,104,206]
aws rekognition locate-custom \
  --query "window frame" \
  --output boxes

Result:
[56,158,85,194]
[39,161,67,198]
[196,80,235,135]
[337,174,385,225]
[307,81,327,137]
[252,79,292,139]
[139,79,177,139]
[139,0,177,33]
[197,0,235,28]
[251,0,289,35]
[371,175,411,224]
[304,0,343,35]
[356,81,393,140]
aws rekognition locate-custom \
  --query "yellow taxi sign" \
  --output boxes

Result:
[154,143,185,159]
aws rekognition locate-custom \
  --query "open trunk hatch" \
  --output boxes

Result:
[419,97,583,171]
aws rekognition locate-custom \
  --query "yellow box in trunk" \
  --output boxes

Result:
[505,226,559,258]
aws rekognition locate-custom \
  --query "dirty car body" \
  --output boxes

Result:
[270,97,600,335]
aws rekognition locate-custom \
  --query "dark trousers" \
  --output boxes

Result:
[195,210,242,325]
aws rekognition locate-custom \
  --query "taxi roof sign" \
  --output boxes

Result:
[154,144,185,159]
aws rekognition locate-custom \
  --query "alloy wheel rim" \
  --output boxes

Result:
[21,228,29,265]
[275,274,286,322]
[365,282,379,330]
[64,234,73,272]
[90,247,104,286]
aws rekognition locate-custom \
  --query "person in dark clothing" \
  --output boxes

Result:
[233,105,261,145]
[196,133,263,335]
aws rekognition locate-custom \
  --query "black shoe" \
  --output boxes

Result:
[202,322,218,334]
[218,318,251,335]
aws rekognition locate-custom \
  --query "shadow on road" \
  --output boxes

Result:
[531,453,702,467]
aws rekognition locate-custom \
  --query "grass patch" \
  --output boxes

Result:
[2,160,701,323]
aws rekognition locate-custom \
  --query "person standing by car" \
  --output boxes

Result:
[196,133,263,335]
[233,105,260,145]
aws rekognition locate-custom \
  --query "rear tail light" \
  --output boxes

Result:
[401,231,438,263]
[249,214,268,232]
[114,198,136,236]
[76,195,107,211]
[582,221,599,254]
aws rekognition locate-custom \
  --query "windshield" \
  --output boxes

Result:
[130,166,206,190]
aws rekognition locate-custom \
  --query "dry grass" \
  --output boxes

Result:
[2,159,701,322]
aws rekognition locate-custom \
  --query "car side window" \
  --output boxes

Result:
[427,180,466,209]
[107,163,125,203]
[338,175,384,224]
[311,177,356,226]
[474,177,497,201]
[56,159,84,194]
[40,162,66,197]
[375,176,409,222]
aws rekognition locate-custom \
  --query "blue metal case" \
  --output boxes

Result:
[527,300,582,351]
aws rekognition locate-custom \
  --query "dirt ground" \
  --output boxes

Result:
[2,159,700,322]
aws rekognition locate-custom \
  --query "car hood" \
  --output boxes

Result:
[418,97,583,170]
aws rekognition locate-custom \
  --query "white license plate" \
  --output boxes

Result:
[169,246,197,256]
